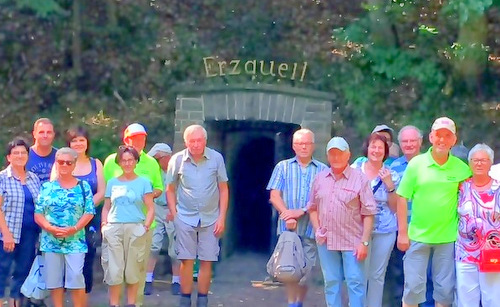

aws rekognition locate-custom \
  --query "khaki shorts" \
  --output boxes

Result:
[150,204,176,260]
[174,217,220,261]
[101,223,148,285]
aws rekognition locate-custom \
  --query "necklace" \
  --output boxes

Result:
[473,178,492,188]
[12,170,26,182]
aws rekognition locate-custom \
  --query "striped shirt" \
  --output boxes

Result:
[0,166,41,244]
[308,167,377,250]
[267,157,327,239]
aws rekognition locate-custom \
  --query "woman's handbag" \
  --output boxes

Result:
[478,232,500,272]
[21,255,49,300]
[478,248,500,272]
[78,180,100,249]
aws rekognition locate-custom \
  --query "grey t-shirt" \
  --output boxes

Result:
[166,147,228,227]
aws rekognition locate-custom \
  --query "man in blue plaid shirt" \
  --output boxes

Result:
[267,128,327,307]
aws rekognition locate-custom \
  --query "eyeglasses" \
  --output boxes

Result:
[56,160,74,166]
[10,151,28,156]
[471,159,491,165]
[120,159,137,165]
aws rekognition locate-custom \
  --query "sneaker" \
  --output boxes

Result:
[171,282,181,295]
[144,281,153,295]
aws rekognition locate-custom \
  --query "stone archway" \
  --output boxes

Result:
[172,84,334,257]
[172,84,334,157]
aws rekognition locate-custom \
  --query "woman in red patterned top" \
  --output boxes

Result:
[456,143,500,307]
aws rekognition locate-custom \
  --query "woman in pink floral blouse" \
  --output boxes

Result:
[456,143,500,307]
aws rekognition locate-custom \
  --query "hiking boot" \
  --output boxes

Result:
[171,282,181,295]
[144,281,153,295]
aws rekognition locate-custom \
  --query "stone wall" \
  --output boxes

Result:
[173,84,334,158]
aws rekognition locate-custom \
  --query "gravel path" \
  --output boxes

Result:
[86,252,327,307]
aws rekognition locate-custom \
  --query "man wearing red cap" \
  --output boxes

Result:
[103,123,163,307]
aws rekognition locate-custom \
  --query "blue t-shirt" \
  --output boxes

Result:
[105,176,153,223]
[35,180,95,253]
[26,147,57,184]
[22,184,38,230]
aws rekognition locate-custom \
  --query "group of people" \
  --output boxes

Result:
[0,119,227,307]
[269,117,500,307]
[1,115,499,307]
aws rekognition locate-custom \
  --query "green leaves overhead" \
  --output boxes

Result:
[15,0,67,18]
[0,0,499,158]
[443,0,492,25]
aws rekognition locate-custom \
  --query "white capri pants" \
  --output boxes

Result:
[456,261,500,307]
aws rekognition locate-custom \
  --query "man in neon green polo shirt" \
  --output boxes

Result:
[103,123,163,307]
[396,117,471,307]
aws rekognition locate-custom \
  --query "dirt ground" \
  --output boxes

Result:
[82,252,327,307]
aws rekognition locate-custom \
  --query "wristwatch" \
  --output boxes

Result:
[362,241,370,246]
[301,207,308,214]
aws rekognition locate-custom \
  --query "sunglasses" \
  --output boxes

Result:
[56,160,74,166]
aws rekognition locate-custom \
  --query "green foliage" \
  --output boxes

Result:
[325,0,500,145]
[443,0,492,24]
[15,0,67,18]
[0,0,499,155]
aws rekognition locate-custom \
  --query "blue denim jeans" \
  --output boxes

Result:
[317,245,366,307]
[0,227,38,298]
[83,244,96,293]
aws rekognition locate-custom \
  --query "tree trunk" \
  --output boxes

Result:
[107,0,118,28]
[453,14,488,92]
[367,0,396,47]
[72,0,82,76]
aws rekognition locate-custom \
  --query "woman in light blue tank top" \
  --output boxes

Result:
[65,127,105,294]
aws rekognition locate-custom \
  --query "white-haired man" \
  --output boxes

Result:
[166,125,229,307]
[267,128,327,307]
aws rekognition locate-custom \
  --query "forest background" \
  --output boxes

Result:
[1,0,499,162]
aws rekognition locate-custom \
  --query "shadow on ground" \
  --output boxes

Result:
[85,252,327,307]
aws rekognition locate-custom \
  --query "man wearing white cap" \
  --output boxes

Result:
[102,123,163,307]
[308,137,377,307]
[396,117,471,307]
[143,143,181,296]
